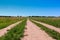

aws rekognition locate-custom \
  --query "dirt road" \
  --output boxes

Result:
[22,20,55,40]
[32,20,60,33]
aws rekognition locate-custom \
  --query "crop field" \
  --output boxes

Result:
[0,16,60,40]
[0,19,27,40]
[31,17,60,28]
[0,17,24,29]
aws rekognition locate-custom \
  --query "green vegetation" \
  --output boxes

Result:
[31,17,60,28]
[31,20,60,40]
[0,19,27,40]
[0,17,24,29]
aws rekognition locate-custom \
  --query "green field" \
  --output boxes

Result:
[31,17,60,28]
[0,18,27,40]
[0,17,24,29]
[0,16,60,40]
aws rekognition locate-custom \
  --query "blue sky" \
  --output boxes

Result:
[0,0,60,16]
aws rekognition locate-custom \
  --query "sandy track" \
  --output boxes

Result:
[0,21,22,37]
[22,20,55,40]
[32,20,60,33]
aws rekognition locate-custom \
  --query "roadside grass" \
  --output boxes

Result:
[0,19,27,40]
[31,20,60,40]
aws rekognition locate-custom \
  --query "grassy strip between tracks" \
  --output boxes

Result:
[31,20,60,40]
[0,19,27,40]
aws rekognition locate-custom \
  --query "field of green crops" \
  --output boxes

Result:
[0,18,27,40]
[0,16,60,40]
[30,17,60,28]
[0,17,24,29]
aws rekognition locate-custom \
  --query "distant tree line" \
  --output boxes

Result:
[0,16,22,17]
[28,16,60,18]
[0,16,12,17]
